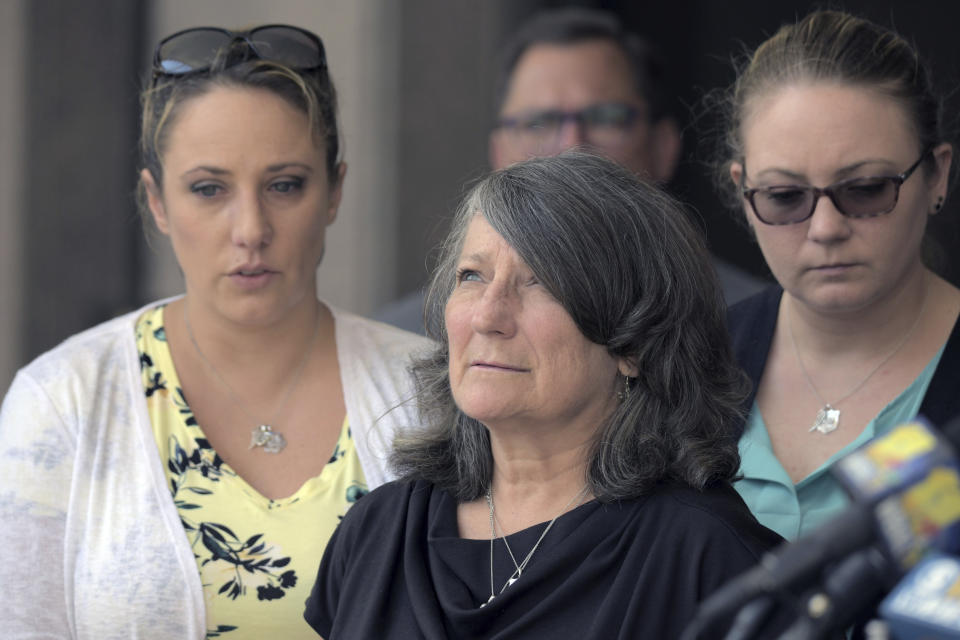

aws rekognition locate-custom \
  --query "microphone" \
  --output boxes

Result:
[777,547,892,639]
[833,420,960,569]
[878,551,960,638]
[681,418,960,640]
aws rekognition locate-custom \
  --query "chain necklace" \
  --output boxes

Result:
[787,292,925,435]
[183,305,320,453]
[479,484,589,608]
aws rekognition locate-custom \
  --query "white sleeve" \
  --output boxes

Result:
[0,370,76,638]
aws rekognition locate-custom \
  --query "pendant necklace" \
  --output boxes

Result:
[183,305,320,453]
[479,484,589,608]
[787,293,925,435]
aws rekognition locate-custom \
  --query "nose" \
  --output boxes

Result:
[230,191,273,249]
[554,116,588,151]
[806,194,852,244]
[470,280,517,337]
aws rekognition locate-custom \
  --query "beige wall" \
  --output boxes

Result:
[144,0,401,315]
[0,0,24,393]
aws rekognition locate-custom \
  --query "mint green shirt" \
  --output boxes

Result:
[734,347,945,541]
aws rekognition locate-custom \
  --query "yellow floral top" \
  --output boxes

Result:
[136,305,367,639]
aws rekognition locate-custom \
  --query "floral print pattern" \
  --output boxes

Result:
[136,306,366,638]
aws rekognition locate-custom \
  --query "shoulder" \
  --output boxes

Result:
[329,479,438,557]
[726,286,782,386]
[727,285,782,334]
[342,478,433,522]
[0,299,168,456]
[330,305,433,363]
[329,307,434,486]
[639,482,783,556]
[12,300,166,396]
[371,290,427,335]
[713,258,768,306]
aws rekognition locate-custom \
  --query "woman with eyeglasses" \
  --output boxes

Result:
[0,25,428,638]
[716,10,959,541]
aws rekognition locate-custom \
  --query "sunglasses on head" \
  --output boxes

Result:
[152,24,326,84]
[741,150,930,226]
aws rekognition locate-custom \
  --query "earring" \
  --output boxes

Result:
[933,196,944,214]
[616,375,632,402]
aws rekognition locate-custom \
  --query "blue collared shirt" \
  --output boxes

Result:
[734,346,945,541]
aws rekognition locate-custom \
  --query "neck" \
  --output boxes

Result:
[487,437,592,534]
[182,295,328,365]
[169,295,333,406]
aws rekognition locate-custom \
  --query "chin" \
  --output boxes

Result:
[795,283,880,315]
[222,296,294,326]
[453,394,514,426]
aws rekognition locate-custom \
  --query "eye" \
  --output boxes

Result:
[269,177,305,194]
[758,186,809,208]
[583,103,637,129]
[520,111,564,133]
[839,178,891,200]
[190,183,222,198]
[190,182,223,198]
[456,268,482,284]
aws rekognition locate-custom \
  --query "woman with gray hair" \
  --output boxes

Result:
[304,152,782,639]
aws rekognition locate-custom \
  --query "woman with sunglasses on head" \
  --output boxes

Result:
[0,25,428,639]
[716,10,959,542]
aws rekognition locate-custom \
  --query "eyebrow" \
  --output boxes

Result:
[181,166,229,179]
[267,162,315,173]
[180,162,315,179]
[752,158,899,183]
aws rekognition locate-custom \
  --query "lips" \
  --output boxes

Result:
[231,264,274,277]
[470,360,528,372]
[809,262,860,273]
[228,264,277,290]
[815,262,856,269]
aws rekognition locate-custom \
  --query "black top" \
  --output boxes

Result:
[304,479,783,639]
[727,286,960,445]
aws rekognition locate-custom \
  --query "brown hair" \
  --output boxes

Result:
[137,40,340,228]
[713,10,947,212]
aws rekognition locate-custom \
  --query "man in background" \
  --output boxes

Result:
[378,8,764,333]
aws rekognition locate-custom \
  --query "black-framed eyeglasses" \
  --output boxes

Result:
[741,151,929,226]
[152,24,326,84]
[495,103,642,156]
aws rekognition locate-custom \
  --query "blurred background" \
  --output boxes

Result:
[1,0,957,393]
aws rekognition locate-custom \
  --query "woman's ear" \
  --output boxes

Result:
[929,142,953,208]
[729,161,743,187]
[325,162,347,226]
[617,358,639,378]
[141,169,170,234]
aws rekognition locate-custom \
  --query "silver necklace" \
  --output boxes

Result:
[479,484,589,608]
[183,305,320,453]
[787,293,925,435]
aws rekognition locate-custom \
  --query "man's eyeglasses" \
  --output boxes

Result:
[152,24,326,84]
[741,151,929,226]
[495,103,642,156]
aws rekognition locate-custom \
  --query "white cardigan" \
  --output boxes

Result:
[0,300,430,639]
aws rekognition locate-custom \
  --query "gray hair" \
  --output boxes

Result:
[391,152,747,502]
